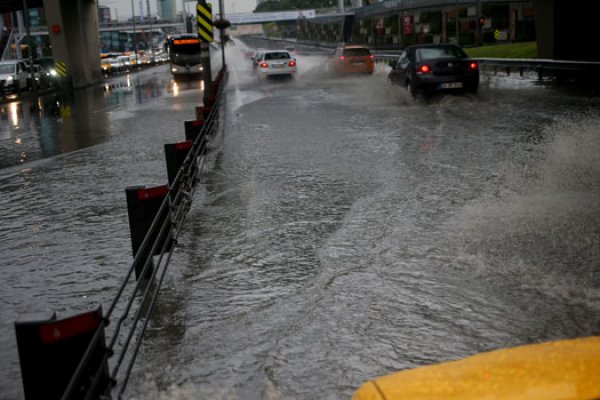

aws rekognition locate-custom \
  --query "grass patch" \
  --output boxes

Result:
[465,42,537,59]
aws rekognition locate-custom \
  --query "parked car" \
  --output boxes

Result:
[328,45,375,74]
[388,43,479,98]
[0,60,29,94]
[255,50,297,79]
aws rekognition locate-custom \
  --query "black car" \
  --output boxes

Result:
[388,43,479,98]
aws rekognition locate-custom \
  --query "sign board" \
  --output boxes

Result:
[227,10,315,25]
[402,15,413,35]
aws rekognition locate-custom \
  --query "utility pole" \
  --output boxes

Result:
[147,0,154,59]
[476,0,482,46]
[22,0,37,93]
[130,0,139,64]
[218,0,225,67]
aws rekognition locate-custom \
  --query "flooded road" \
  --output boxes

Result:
[1,40,599,399]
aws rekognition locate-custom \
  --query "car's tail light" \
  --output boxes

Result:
[289,60,297,67]
[369,55,375,60]
[339,56,345,61]
[260,62,269,68]
[469,62,478,70]
[417,64,431,74]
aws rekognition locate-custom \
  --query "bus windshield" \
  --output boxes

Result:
[171,39,201,55]
[169,37,201,65]
[168,35,203,78]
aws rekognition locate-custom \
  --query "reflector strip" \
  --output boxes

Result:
[55,61,68,77]
[39,311,101,344]
[173,39,200,45]
[137,185,168,200]
[176,141,193,150]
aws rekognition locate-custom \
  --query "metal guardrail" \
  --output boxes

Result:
[373,52,600,82]
[243,36,600,83]
[26,68,228,400]
[109,103,220,399]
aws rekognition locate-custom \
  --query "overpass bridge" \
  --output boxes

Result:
[0,0,596,88]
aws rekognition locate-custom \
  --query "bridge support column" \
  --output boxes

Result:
[534,0,600,61]
[43,0,103,88]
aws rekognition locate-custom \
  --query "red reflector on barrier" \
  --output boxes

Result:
[176,141,193,150]
[39,311,101,344]
[137,185,168,200]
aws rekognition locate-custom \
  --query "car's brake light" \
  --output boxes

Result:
[369,55,374,60]
[339,56,345,61]
[469,62,478,70]
[289,60,297,67]
[260,62,269,68]
[418,64,431,74]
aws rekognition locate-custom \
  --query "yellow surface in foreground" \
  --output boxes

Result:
[353,336,600,400]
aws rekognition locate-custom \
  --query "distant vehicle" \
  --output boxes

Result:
[388,43,479,98]
[167,34,203,80]
[0,60,29,94]
[116,55,132,72]
[101,57,123,75]
[34,57,57,79]
[29,57,63,89]
[328,45,375,74]
[255,50,297,80]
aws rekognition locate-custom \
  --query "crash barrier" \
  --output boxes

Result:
[374,52,600,83]
[475,57,600,84]
[14,65,228,400]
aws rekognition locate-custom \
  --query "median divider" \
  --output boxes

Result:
[13,65,228,400]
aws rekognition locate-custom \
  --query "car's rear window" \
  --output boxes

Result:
[264,52,291,60]
[343,48,371,57]
[417,46,466,60]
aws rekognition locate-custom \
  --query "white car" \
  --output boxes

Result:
[0,60,29,94]
[255,50,297,79]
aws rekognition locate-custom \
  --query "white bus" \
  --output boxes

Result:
[168,34,203,80]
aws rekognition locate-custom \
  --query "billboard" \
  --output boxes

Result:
[227,10,316,25]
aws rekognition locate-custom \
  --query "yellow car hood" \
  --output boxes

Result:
[354,336,600,400]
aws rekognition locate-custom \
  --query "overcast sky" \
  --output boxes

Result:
[99,0,257,21]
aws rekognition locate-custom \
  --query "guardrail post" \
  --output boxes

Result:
[14,307,109,400]
[164,141,194,196]
[184,119,204,142]
[125,185,171,280]
[195,103,213,122]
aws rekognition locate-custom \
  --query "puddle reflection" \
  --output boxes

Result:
[0,69,189,170]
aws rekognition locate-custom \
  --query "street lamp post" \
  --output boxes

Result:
[130,0,139,65]
[22,0,37,93]
[219,0,225,67]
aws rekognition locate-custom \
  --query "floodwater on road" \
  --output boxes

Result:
[1,40,599,399]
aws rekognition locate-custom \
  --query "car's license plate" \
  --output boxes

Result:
[440,82,463,89]
[272,64,284,68]
[352,61,364,65]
